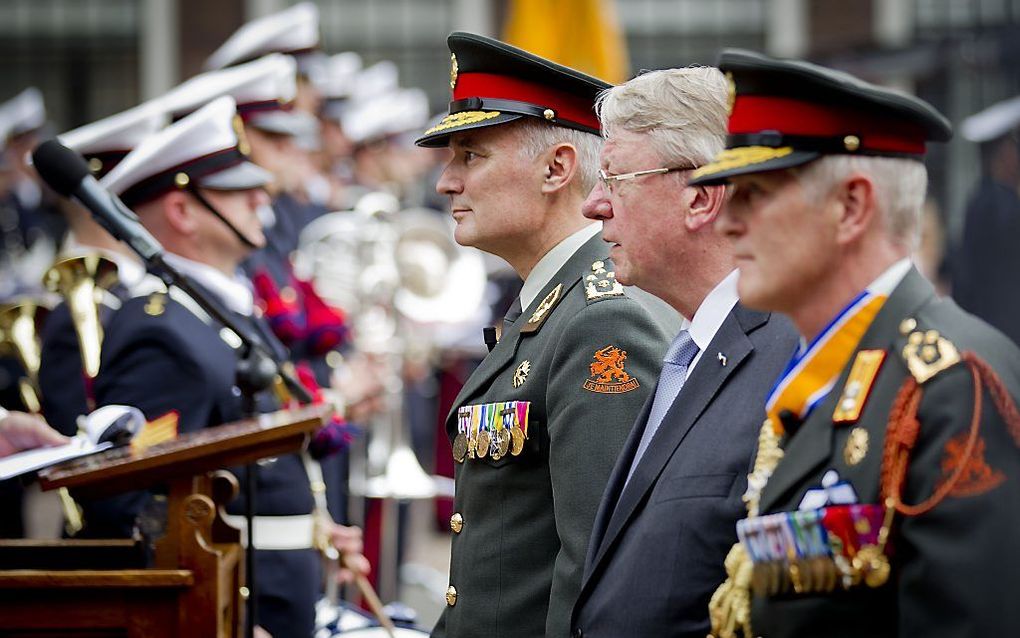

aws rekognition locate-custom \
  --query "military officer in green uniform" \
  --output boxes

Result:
[692,50,1020,637]
[416,33,676,638]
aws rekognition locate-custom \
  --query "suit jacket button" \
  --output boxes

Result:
[446,585,458,606]
[450,512,464,534]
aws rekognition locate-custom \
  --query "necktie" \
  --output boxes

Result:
[624,330,699,487]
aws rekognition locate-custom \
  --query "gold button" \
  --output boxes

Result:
[174,172,190,188]
[450,512,464,534]
[899,317,917,335]
[446,585,458,606]
[280,286,298,304]
[843,135,861,151]
[543,108,555,120]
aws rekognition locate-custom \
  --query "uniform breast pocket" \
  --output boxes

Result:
[651,473,737,503]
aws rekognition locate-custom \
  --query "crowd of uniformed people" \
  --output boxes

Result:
[0,3,1019,638]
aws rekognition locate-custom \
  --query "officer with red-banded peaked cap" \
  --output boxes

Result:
[699,50,1020,638]
[417,31,677,638]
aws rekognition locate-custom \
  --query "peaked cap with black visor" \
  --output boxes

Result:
[415,32,610,148]
[689,49,952,186]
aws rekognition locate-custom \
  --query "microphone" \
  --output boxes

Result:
[32,139,164,262]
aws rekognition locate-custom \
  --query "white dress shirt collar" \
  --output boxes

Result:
[683,269,740,377]
[161,253,254,317]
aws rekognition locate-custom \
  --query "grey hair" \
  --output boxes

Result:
[513,118,604,194]
[595,67,729,167]
[795,155,928,248]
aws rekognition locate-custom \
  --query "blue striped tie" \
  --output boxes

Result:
[624,329,699,487]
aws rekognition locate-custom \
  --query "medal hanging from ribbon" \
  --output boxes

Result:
[736,503,890,597]
[451,401,532,463]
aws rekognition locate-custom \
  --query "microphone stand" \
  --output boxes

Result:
[128,248,311,638]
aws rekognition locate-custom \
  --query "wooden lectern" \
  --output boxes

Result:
[0,406,327,638]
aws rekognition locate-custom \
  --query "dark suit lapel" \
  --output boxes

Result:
[758,267,937,512]
[587,305,763,576]
[445,232,610,427]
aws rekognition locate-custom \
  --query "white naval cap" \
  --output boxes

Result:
[349,61,400,103]
[204,2,319,72]
[1,87,46,139]
[320,52,364,121]
[58,104,167,179]
[163,53,301,137]
[961,95,1020,143]
[342,88,430,145]
[100,96,271,208]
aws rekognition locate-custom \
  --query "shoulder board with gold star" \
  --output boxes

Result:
[583,259,625,304]
[520,283,564,335]
[897,318,962,384]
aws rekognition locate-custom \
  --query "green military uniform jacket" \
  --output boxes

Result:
[751,267,1020,637]
[433,234,675,638]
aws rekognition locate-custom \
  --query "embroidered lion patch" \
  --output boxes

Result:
[583,345,639,394]
[940,432,1006,498]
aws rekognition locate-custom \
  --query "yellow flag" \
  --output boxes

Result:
[502,0,630,84]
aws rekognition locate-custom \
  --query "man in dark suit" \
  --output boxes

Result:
[570,68,799,638]
[695,50,1020,638]
[415,33,677,638]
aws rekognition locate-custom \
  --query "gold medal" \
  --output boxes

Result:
[751,563,768,596]
[854,545,891,588]
[510,426,525,455]
[496,428,511,458]
[452,433,467,463]
[476,430,490,459]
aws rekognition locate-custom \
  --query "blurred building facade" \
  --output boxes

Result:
[1,0,1019,235]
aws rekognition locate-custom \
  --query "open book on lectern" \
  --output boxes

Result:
[0,405,148,481]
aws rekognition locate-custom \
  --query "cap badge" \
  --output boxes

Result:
[725,71,736,116]
[583,345,639,394]
[232,114,252,157]
[450,53,459,91]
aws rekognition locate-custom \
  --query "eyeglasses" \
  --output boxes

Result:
[598,165,697,192]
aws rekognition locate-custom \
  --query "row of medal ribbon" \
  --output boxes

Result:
[453,401,531,463]
[736,504,893,596]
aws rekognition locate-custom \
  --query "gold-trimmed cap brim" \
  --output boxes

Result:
[688,146,820,185]
[415,110,522,147]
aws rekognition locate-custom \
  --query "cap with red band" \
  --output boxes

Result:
[415,32,610,148]
[690,49,952,185]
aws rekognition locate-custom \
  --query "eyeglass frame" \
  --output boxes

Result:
[597,165,698,192]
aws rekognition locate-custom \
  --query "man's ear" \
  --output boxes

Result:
[540,143,579,194]
[834,174,876,245]
[683,183,728,232]
[161,190,198,236]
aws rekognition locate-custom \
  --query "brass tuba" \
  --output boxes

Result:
[0,298,52,413]
[42,254,120,381]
